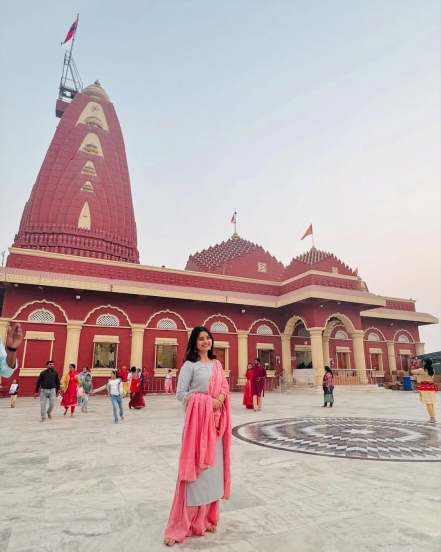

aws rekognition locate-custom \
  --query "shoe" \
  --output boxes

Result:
[48,413,52,419]
[323,404,327,408]
[330,404,333,408]
[429,417,436,423]
[114,419,118,424]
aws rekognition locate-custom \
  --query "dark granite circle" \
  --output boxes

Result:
[233,417,441,462]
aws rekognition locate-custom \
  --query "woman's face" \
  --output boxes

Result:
[247,363,252,369]
[196,331,212,354]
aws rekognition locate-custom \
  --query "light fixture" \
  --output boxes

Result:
[75,295,81,300]
[241,308,246,314]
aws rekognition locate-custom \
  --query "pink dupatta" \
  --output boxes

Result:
[164,360,231,542]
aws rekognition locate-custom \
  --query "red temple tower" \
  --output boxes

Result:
[13,81,139,263]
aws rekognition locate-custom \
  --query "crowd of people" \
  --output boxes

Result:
[0,321,438,548]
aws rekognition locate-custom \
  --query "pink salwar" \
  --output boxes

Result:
[164,361,231,543]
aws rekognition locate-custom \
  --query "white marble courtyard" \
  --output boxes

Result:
[1,387,440,552]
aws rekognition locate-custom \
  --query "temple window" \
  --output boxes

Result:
[79,133,104,157]
[397,334,411,343]
[81,161,97,176]
[155,343,177,370]
[27,309,55,323]
[93,342,117,368]
[157,318,178,330]
[335,330,349,340]
[78,202,91,230]
[256,324,273,335]
[96,314,120,327]
[76,102,109,131]
[367,332,381,342]
[81,181,94,193]
[210,322,228,333]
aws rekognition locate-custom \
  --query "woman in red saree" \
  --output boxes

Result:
[242,362,254,409]
[164,326,231,547]
[60,363,80,416]
[128,366,145,409]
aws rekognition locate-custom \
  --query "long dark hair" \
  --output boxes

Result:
[185,326,216,363]
[325,366,333,374]
[423,359,434,377]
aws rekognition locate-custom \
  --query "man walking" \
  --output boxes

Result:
[35,360,60,421]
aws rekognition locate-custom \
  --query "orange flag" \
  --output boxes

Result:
[300,224,313,240]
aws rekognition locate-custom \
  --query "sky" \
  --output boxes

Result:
[0,1,440,350]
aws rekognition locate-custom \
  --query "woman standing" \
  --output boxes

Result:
[242,363,254,409]
[164,369,174,394]
[61,363,80,416]
[412,359,437,423]
[322,366,334,407]
[164,326,231,547]
[128,366,145,409]
[251,358,266,411]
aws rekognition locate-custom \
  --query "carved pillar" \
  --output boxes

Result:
[352,330,368,383]
[281,333,292,383]
[322,336,330,366]
[237,331,248,380]
[310,328,325,385]
[130,324,145,368]
[63,321,83,373]
[386,341,397,379]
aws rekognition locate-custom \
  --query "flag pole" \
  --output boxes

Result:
[312,229,315,248]
[234,210,237,234]
[68,13,79,64]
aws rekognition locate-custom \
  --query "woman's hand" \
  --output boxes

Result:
[212,395,225,411]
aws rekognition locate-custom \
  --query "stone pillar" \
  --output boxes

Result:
[237,331,248,381]
[281,333,292,383]
[310,328,325,385]
[415,342,425,356]
[63,321,83,373]
[386,341,397,377]
[130,324,145,368]
[322,336,330,366]
[352,330,368,382]
[0,318,9,343]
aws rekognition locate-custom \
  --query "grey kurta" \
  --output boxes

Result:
[176,360,224,506]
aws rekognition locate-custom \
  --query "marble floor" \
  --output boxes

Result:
[0,387,440,552]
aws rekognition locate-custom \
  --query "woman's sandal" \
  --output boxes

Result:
[206,525,217,533]
[164,538,176,546]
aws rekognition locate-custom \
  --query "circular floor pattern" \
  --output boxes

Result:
[233,417,441,461]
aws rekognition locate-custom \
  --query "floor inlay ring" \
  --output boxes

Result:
[233,417,441,461]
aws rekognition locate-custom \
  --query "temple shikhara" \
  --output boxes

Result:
[0,71,437,395]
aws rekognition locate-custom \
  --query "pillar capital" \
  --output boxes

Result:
[130,323,145,333]
[351,330,365,338]
[66,320,83,331]
[415,342,425,356]
[308,327,324,336]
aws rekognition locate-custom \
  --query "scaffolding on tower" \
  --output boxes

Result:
[56,14,83,118]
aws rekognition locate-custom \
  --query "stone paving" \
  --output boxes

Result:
[1,387,440,552]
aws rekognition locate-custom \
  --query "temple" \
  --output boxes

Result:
[0,80,438,395]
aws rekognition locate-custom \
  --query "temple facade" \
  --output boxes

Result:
[0,82,437,395]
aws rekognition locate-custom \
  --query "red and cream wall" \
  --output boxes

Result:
[0,285,425,395]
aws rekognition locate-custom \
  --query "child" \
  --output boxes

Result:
[9,379,19,408]
[164,369,173,394]
[106,370,124,423]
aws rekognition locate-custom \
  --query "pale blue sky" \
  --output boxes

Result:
[1,1,440,349]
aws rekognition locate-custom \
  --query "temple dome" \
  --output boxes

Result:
[186,234,285,280]
[82,80,110,102]
[285,246,357,278]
